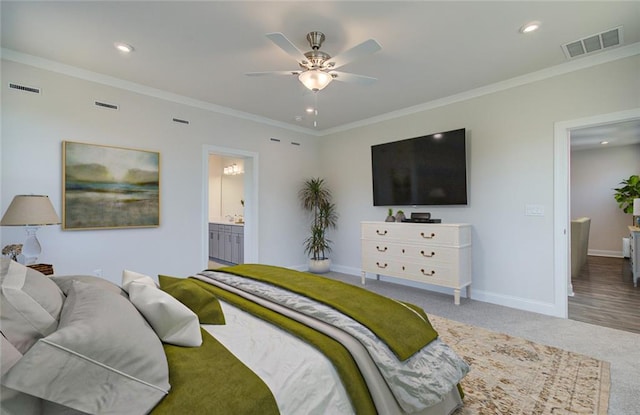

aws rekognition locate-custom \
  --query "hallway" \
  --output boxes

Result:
[569,255,640,334]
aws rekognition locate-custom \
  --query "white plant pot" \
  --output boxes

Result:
[308,258,331,274]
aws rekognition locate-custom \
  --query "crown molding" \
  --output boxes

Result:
[320,42,640,136]
[3,42,639,138]
[0,48,321,137]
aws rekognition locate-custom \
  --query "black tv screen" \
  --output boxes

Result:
[371,128,467,206]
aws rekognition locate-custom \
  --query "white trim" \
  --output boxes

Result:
[1,48,317,136]
[3,42,639,136]
[333,266,560,315]
[588,250,623,258]
[468,289,559,317]
[202,145,259,268]
[322,43,640,136]
[553,108,640,318]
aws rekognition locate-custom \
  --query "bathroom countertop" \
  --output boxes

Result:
[209,219,244,226]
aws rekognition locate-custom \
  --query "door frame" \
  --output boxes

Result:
[202,145,259,267]
[553,108,640,318]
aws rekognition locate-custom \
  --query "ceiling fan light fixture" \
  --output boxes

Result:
[298,70,332,91]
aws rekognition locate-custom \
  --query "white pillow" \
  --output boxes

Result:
[2,280,169,415]
[122,270,202,347]
[122,269,157,290]
[0,259,65,353]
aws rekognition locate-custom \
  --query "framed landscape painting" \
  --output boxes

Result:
[63,141,160,230]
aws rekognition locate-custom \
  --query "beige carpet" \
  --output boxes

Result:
[428,315,611,415]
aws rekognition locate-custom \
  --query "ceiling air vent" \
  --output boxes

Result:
[94,100,119,110]
[562,26,622,59]
[8,83,41,94]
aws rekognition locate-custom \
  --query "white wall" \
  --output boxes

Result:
[2,55,639,317]
[571,143,640,256]
[320,55,640,315]
[208,154,222,221]
[1,60,321,284]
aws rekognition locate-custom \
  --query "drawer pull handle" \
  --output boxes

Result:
[376,262,388,269]
[421,250,436,258]
[420,232,436,239]
[376,230,388,236]
[376,246,388,252]
[421,269,436,276]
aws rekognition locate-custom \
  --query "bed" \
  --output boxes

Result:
[0,259,469,415]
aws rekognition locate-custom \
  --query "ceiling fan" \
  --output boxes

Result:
[246,31,382,92]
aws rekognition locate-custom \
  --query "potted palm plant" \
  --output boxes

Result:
[614,174,640,223]
[299,178,338,273]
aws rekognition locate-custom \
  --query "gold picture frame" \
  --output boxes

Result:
[62,141,160,230]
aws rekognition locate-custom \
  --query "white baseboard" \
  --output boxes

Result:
[330,263,562,317]
[470,289,561,317]
[588,249,623,258]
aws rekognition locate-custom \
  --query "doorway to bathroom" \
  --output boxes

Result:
[203,145,259,268]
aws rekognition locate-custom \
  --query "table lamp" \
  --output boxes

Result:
[634,198,640,228]
[0,195,60,264]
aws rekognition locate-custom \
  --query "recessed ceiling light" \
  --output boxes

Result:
[520,21,541,34]
[305,107,315,113]
[600,140,609,145]
[114,42,134,53]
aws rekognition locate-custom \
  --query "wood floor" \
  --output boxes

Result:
[569,255,640,334]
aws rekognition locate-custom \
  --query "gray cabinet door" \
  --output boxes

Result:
[223,226,233,262]
[231,226,244,264]
[209,224,221,259]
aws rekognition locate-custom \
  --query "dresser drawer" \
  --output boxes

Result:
[362,257,459,287]
[361,222,470,246]
[361,239,461,264]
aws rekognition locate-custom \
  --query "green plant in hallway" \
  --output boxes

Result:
[299,178,338,273]
[613,174,640,221]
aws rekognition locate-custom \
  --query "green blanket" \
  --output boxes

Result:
[215,264,439,360]
[187,277,377,415]
[151,329,279,415]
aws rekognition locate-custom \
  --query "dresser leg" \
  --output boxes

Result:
[361,271,366,285]
[454,289,460,305]
[466,285,471,300]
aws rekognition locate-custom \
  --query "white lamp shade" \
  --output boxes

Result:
[1,195,60,226]
[298,70,333,91]
[634,198,640,216]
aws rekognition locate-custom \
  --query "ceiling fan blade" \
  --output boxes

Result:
[245,70,301,77]
[330,71,377,85]
[324,39,381,70]
[265,32,309,65]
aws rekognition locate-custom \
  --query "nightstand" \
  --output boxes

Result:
[27,263,54,276]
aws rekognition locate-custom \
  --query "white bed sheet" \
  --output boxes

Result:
[203,301,354,415]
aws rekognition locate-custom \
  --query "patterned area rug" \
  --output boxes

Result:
[429,315,611,415]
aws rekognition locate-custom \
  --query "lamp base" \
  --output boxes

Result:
[22,226,42,265]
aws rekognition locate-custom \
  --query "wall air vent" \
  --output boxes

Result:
[8,83,41,94]
[94,100,119,110]
[562,26,622,59]
[172,118,190,124]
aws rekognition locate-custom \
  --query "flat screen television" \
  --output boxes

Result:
[371,128,467,206]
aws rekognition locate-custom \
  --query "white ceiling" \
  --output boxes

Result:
[2,1,640,135]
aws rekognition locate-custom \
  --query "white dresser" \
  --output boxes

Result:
[361,221,472,305]
[630,226,639,287]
